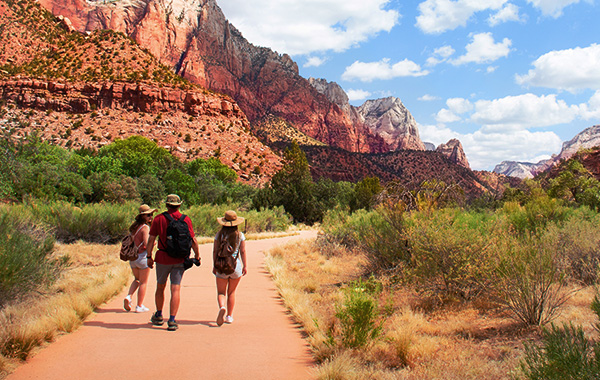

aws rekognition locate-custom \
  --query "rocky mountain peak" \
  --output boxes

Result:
[436,139,470,169]
[357,96,425,151]
[494,124,600,179]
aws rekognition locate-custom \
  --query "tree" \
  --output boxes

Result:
[269,141,320,224]
[350,176,382,212]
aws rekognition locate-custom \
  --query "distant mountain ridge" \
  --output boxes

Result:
[494,125,600,178]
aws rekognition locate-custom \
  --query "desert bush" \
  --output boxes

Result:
[521,323,600,380]
[405,209,498,302]
[501,193,570,236]
[335,281,382,349]
[24,201,132,243]
[494,233,570,325]
[0,207,57,307]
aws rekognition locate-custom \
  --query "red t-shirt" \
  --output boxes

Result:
[149,209,195,265]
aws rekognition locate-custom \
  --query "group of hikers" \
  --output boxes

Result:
[122,194,247,331]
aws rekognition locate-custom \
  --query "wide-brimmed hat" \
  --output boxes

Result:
[217,210,245,227]
[138,204,157,215]
[165,194,182,207]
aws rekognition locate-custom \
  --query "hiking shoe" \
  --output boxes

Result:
[150,312,164,326]
[225,315,234,324]
[217,307,226,326]
[135,305,149,313]
[123,296,131,312]
[167,320,178,331]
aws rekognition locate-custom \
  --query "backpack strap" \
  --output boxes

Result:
[163,212,174,222]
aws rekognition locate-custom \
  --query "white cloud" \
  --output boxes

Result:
[447,97,473,113]
[527,0,582,18]
[471,93,580,131]
[418,123,563,170]
[304,56,327,68]
[487,66,498,73]
[218,0,399,55]
[419,94,440,101]
[347,89,372,101]
[427,45,455,66]
[451,32,512,65]
[341,58,429,82]
[516,44,600,92]
[416,0,507,34]
[579,90,600,120]
[435,108,462,123]
[488,3,522,26]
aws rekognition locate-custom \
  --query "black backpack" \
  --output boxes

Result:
[163,212,193,259]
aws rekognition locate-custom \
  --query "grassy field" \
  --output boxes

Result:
[266,237,599,379]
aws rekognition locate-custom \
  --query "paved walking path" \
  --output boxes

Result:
[9,230,317,380]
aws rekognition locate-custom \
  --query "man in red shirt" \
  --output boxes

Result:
[146,194,200,331]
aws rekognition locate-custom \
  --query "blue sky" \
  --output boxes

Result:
[218,0,600,170]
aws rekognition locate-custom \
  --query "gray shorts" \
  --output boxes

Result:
[156,262,185,285]
[214,257,243,280]
[130,251,149,269]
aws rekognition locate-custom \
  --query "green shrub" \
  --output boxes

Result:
[24,201,133,243]
[0,207,58,307]
[406,209,497,301]
[494,233,570,325]
[335,284,382,348]
[521,323,600,379]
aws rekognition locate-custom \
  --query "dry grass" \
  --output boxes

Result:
[0,241,129,378]
[265,238,599,379]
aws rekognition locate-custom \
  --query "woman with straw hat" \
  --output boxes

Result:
[213,210,247,326]
[124,204,156,313]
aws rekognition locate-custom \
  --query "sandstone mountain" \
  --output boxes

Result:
[494,125,600,179]
[0,0,281,184]
[357,97,425,151]
[435,139,470,169]
[37,0,389,154]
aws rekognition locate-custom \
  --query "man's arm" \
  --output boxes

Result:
[192,236,200,263]
[146,234,157,268]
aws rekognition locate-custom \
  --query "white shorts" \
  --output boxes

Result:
[214,257,243,280]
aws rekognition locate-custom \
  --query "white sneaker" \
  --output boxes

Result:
[135,305,149,313]
[124,296,131,311]
[225,315,234,324]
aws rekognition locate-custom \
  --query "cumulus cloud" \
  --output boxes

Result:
[451,32,512,65]
[447,97,474,113]
[218,0,399,55]
[347,89,372,101]
[418,123,563,170]
[341,58,429,82]
[516,44,600,92]
[416,0,507,34]
[526,0,582,18]
[304,56,327,68]
[487,3,523,26]
[471,93,580,131]
[435,108,462,123]
[579,90,600,120]
[426,45,455,66]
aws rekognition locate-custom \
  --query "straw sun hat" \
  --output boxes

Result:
[217,210,245,227]
[138,204,157,215]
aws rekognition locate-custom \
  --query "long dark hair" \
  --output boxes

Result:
[218,225,239,248]
[129,213,150,234]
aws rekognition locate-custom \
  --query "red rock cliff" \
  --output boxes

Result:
[37,0,388,153]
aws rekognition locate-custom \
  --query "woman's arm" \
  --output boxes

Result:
[240,240,247,276]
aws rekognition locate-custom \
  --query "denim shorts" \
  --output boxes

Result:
[130,251,149,269]
[214,257,243,280]
[156,262,185,285]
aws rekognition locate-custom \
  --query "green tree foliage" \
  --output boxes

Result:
[547,159,600,211]
[350,176,382,211]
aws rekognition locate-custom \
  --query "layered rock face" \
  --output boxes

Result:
[436,139,470,169]
[37,0,388,153]
[357,97,425,151]
[0,78,245,118]
[494,125,600,179]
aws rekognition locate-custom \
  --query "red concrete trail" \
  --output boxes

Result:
[9,230,318,380]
